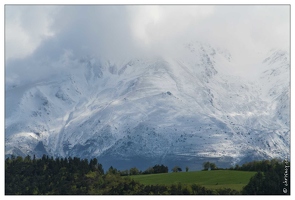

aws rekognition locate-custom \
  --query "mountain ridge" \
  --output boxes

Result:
[5,42,290,170]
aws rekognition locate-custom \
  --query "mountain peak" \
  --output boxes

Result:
[5,45,290,170]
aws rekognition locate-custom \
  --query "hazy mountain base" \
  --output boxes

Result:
[98,154,235,171]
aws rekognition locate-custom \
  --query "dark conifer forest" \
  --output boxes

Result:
[5,155,290,195]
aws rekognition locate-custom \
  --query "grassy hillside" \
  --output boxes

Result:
[131,170,256,191]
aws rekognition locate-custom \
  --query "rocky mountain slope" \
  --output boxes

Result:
[5,42,290,170]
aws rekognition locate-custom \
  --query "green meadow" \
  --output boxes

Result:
[131,170,256,191]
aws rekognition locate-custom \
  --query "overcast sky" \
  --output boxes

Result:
[5,5,290,85]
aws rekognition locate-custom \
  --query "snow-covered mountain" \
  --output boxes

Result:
[5,42,290,170]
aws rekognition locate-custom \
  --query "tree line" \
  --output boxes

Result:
[240,159,290,195]
[5,154,290,195]
[118,164,169,176]
[201,159,290,195]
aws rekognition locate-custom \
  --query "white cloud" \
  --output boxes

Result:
[127,5,215,56]
[5,5,290,85]
[5,6,56,60]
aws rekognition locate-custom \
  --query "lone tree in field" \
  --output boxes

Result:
[172,166,182,173]
[209,163,217,170]
[203,162,217,170]
[203,162,210,170]
[129,167,140,175]
[186,166,189,172]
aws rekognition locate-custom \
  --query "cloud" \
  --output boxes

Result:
[203,6,290,65]
[5,6,56,60]
[127,5,215,57]
[5,5,290,86]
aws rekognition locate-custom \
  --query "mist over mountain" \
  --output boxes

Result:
[5,5,290,170]
[5,41,290,170]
